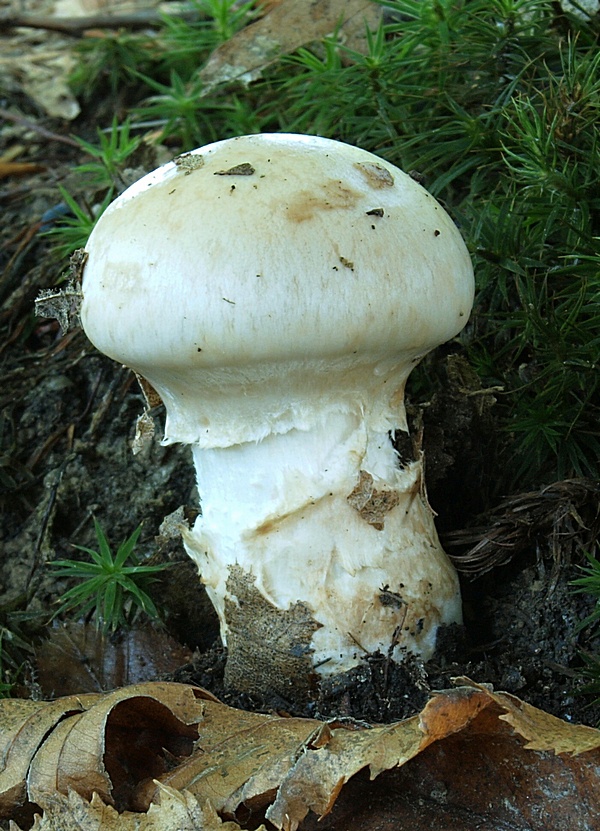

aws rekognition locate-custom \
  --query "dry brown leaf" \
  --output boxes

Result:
[27,682,209,813]
[35,622,193,697]
[267,682,600,830]
[378,682,600,831]
[493,689,600,754]
[135,702,320,814]
[9,50,80,120]
[443,678,600,754]
[155,686,476,828]
[3,680,600,830]
[141,681,600,830]
[199,0,381,92]
[265,717,425,829]
[156,682,600,831]
[0,683,214,820]
[13,784,254,830]
[0,693,101,817]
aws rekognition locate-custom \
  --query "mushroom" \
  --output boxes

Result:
[80,133,474,698]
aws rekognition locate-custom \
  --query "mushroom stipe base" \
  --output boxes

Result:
[224,565,319,700]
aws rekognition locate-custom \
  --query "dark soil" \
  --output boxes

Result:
[1,102,600,732]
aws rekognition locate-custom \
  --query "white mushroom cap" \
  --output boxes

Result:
[81,133,474,449]
[81,134,475,688]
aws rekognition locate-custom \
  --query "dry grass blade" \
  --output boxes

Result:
[445,479,600,576]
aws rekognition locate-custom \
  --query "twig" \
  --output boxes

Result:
[0,108,80,148]
[0,7,200,37]
[445,478,600,577]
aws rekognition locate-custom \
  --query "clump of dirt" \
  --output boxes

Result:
[462,556,600,721]
[174,640,434,723]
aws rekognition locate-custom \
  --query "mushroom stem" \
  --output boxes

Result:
[79,133,475,700]
[182,410,461,695]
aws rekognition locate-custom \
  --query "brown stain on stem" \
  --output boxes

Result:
[347,471,400,530]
